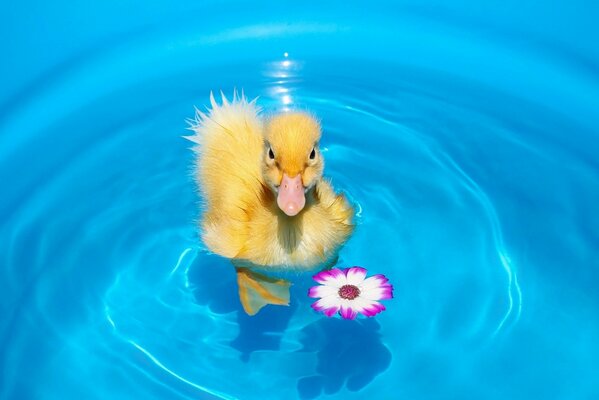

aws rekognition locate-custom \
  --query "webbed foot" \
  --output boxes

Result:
[235,267,291,315]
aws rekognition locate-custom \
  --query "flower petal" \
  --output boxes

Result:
[360,299,386,317]
[313,268,346,288]
[340,303,359,320]
[311,296,341,317]
[361,286,394,301]
[308,285,338,299]
[345,267,367,286]
[360,274,392,291]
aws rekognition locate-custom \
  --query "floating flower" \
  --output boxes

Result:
[308,267,394,319]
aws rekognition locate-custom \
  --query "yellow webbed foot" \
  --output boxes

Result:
[236,267,291,315]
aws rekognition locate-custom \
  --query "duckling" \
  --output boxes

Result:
[187,92,354,315]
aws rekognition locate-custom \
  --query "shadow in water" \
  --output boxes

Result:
[188,253,296,362]
[188,253,239,314]
[188,253,391,397]
[296,318,392,399]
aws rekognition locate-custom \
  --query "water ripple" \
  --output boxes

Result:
[128,340,237,400]
[437,150,523,335]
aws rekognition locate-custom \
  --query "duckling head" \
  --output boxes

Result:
[263,112,324,217]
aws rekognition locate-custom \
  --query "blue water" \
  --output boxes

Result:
[2,1,599,399]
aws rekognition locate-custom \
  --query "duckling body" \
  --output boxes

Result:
[188,93,354,313]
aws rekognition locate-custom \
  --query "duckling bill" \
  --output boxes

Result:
[187,92,355,315]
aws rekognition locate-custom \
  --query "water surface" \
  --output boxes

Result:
[1,1,599,399]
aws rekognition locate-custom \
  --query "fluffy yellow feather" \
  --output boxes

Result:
[188,92,354,314]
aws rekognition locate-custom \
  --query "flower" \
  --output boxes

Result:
[308,267,394,319]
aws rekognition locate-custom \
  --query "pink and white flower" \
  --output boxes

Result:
[308,267,394,320]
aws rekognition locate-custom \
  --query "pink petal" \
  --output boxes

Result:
[360,300,386,317]
[323,307,340,317]
[344,267,367,285]
[313,268,346,288]
[360,274,392,291]
[311,296,341,317]
[308,285,337,299]
[361,286,394,301]
[340,304,358,320]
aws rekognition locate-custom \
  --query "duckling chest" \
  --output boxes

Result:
[242,211,333,268]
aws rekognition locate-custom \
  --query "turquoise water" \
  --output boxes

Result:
[2,1,599,399]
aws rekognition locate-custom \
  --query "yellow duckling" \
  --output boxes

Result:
[187,92,354,315]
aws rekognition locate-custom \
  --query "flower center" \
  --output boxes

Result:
[338,284,360,300]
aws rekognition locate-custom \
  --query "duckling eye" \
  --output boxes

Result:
[309,148,316,160]
[268,147,275,160]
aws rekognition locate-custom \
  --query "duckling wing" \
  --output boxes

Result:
[188,93,265,257]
